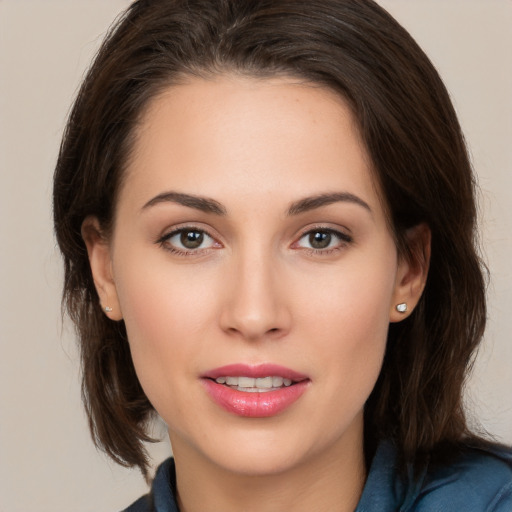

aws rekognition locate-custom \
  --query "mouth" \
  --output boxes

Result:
[201,364,310,417]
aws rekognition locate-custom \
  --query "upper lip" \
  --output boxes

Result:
[202,363,309,382]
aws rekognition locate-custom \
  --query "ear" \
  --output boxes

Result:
[81,216,123,321]
[389,223,431,323]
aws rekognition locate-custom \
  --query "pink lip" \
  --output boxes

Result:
[202,363,308,381]
[201,364,310,418]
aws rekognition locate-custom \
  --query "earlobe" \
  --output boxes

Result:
[81,216,123,321]
[390,223,431,323]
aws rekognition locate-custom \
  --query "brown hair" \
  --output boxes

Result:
[53,0,487,478]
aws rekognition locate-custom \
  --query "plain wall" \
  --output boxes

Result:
[0,1,510,510]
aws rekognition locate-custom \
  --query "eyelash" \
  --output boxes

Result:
[156,226,353,257]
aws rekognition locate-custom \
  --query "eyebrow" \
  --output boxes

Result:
[141,190,371,217]
[287,192,372,216]
[141,191,227,215]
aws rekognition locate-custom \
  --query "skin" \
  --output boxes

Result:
[83,75,429,512]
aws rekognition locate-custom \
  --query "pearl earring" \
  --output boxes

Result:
[395,303,408,313]
[104,306,113,313]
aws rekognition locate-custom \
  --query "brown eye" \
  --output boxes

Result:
[180,230,204,249]
[309,231,332,249]
[161,228,217,253]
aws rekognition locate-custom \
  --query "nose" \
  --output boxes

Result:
[219,250,292,342]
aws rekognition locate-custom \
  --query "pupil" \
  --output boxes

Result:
[181,230,203,249]
[310,231,331,249]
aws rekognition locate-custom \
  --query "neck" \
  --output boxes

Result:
[171,425,367,512]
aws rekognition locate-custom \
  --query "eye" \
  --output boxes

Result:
[158,227,218,254]
[295,228,352,252]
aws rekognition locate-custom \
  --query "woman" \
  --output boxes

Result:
[53,0,512,510]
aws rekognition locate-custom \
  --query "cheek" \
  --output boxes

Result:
[113,255,218,403]
[293,249,396,386]
[296,248,396,332]
[293,267,393,444]
[314,289,389,391]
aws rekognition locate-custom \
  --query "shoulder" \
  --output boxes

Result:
[357,441,512,512]
[121,458,178,512]
[123,494,153,512]
[406,445,512,512]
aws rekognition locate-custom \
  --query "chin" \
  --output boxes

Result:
[194,419,347,478]
[171,421,312,477]
[210,445,307,477]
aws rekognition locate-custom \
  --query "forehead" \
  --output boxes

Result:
[120,75,383,216]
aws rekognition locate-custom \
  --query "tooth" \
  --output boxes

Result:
[238,376,255,388]
[219,375,295,390]
[272,376,284,387]
[256,376,273,388]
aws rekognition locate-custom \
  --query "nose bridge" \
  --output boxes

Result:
[220,241,290,340]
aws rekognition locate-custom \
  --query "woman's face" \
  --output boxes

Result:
[91,76,417,476]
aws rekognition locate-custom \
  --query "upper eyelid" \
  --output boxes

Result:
[158,224,217,241]
[295,224,353,240]
[300,226,349,235]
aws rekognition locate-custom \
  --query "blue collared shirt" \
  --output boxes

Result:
[124,441,512,511]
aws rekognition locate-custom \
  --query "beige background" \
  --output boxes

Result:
[0,1,511,510]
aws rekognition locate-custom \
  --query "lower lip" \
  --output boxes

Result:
[202,379,309,418]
